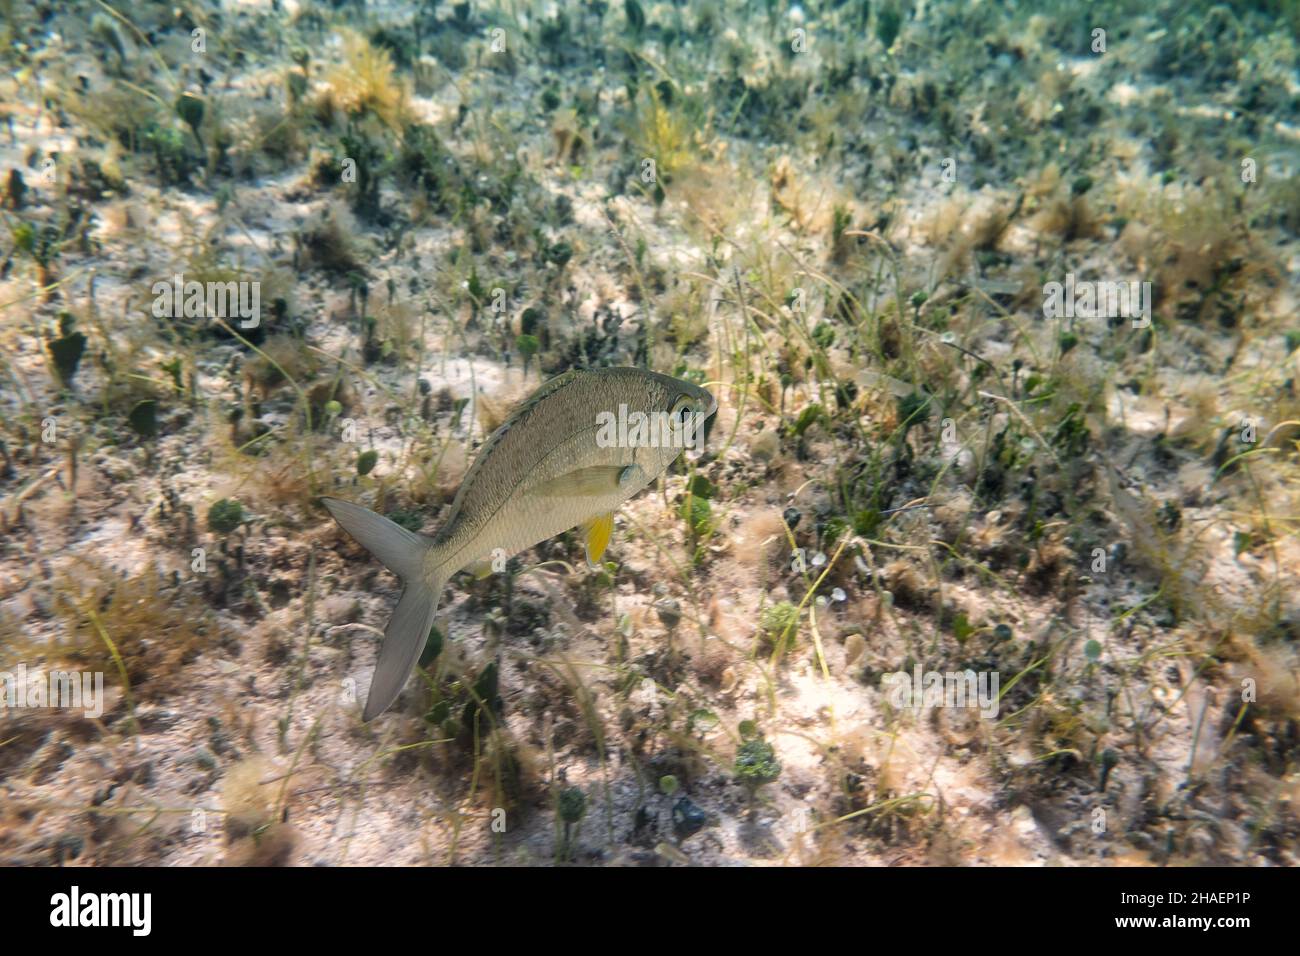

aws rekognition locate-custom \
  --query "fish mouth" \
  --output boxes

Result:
[701,411,717,448]
[698,388,719,446]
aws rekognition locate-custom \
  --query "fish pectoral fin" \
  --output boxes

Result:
[530,465,629,498]
[583,512,615,568]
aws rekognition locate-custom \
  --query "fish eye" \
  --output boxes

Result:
[672,395,695,423]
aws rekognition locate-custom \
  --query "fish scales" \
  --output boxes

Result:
[431,368,685,574]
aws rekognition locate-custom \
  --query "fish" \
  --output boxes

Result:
[321,366,718,720]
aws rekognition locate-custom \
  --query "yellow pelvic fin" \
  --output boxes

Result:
[583,512,615,568]
[464,558,496,579]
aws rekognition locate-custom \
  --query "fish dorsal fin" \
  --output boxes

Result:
[583,512,615,568]
[508,367,582,415]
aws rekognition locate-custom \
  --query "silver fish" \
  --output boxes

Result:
[322,366,717,719]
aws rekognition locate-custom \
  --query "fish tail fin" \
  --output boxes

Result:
[363,577,443,720]
[321,497,433,580]
[320,497,448,721]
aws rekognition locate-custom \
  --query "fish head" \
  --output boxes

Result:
[626,367,718,453]
[670,380,718,452]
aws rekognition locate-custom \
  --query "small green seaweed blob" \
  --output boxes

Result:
[876,4,902,50]
[208,498,244,534]
[558,787,586,825]
[760,601,799,651]
[128,399,159,438]
[680,495,712,537]
[176,92,205,147]
[624,0,646,36]
[418,624,443,669]
[515,333,539,372]
[47,313,87,388]
[734,738,781,796]
[386,508,422,532]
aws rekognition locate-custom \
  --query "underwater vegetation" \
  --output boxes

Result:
[0,0,1299,868]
